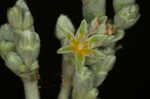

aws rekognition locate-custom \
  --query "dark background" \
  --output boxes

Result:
[0,0,148,99]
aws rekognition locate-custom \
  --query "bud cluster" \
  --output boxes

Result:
[0,0,40,79]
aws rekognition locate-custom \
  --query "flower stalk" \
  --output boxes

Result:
[23,80,40,99]
[58,54,74,99]
[22,72,40,99]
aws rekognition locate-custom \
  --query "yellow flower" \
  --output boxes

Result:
[57,19,105,70]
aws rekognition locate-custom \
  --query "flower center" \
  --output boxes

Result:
[71,38,89,56]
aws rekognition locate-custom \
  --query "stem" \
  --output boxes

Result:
[58,82,71,99]
[58,54,74,99]
[23,79,40,99]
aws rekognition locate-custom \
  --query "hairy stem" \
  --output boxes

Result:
[21,71,40,99]
[58,54,74,99]
[23,79,40,99]
[58,81,72,99]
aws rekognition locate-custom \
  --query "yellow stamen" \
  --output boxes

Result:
[70,38,90,56]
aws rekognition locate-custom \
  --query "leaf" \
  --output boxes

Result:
[111,29,125,42]
[99,55,116,72]
[89,16,107,35]
[102,29,125,46]
[5,51,26,74]
[0,41,15,59]
[96,16,107,34]
[88,34,107,48]
[0,24,14,41]
[89,17,98,34]
[91,55,116,87]
[56,15,75,40]
[76,19,88,40]
[57,45,72,54]
[89,49,105,57]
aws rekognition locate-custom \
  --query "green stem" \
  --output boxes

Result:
[21,71,40,99]
[23,79,40,99]
[58,54,74,99]
[58,82,71,99]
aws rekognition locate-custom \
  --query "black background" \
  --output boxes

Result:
[0,0,148,99]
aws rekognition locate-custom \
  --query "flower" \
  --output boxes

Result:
[57,17,107,70]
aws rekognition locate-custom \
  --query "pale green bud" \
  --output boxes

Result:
[95,55,116,73]
[5,51,26,75]
[16,30,40,65]
[22,11,34,30]
[0,24,14,41]
[74,67,94,90]
[92,55,116,87]
[13,28,35,44]
[88,16,107,35]
[0,41,15,59]
[114,4,140,29]
[7,6,23,29]
[96,16,107,34]
[16,0,29,11]
[16,0,34,29]
[82,0,106,22]
[56,15,75,40]
[7,0,33,30]
[113,0,135,12]
[72,66,96,99]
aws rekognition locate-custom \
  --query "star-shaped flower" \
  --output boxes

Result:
[56,15,125,71]
[56,15,108,70]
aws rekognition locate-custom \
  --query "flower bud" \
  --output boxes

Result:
[89,16,107,35]
[98,55,116,73]
[91,55,116,87]
[82,0,106,22]
[16,0,34,30]
[7,6,23,29]
[22,11,34,30]
[0,41,15,59]
[113,0,135,12]
[56,15,75,40]
[5,51,26,75]
[16,0,29,11]
[7,0,33,30]
[0,24,14,41]
[114,4,140,29]
[16,30,40,66]
[74,67,94,90]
